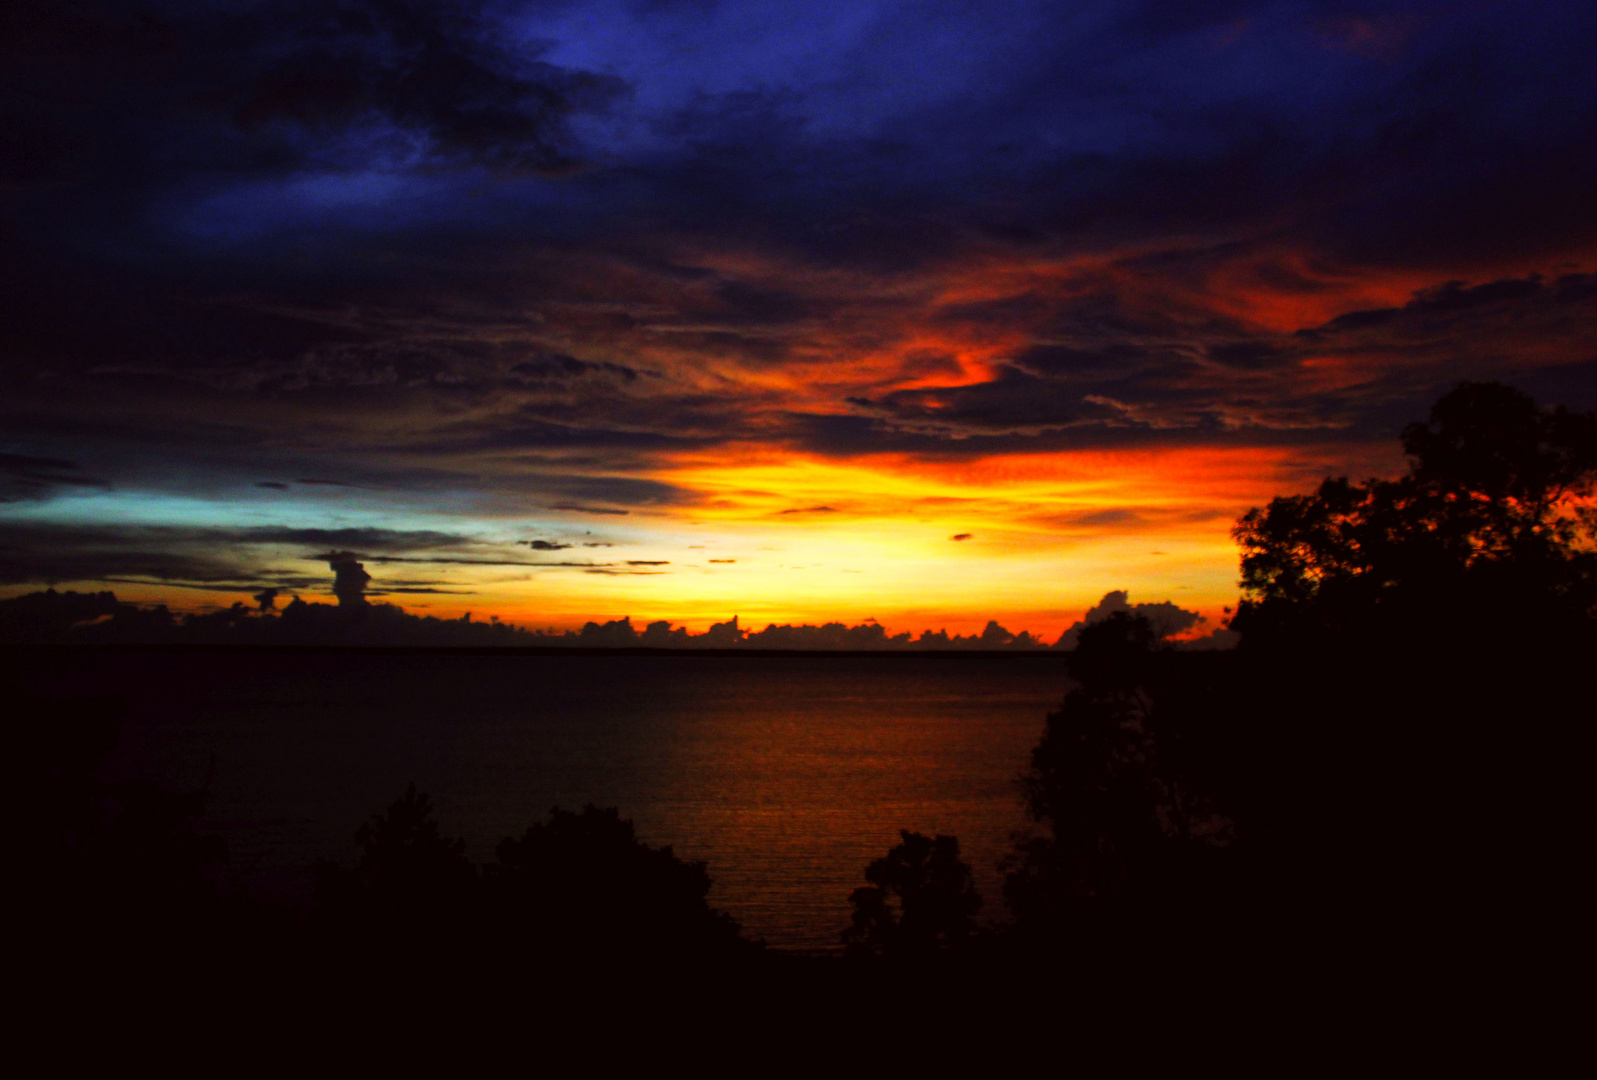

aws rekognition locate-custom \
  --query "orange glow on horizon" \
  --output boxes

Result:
[23,239,1585,638]
[452,441,1392,637]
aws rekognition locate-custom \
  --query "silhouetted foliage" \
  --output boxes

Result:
[309,787,749,973]
[488,804,746,961]
[1234,382,1597,646]
[1004,614,1233,941]
[844,830,981,960]
[1138,381,1597,977]
[314,784,478,949]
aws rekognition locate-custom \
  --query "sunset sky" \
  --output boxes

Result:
[3,0,1595,638]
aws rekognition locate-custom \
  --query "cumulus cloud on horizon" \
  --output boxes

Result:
[1052,590,1233,651]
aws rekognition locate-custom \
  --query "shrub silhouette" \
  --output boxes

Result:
[314,785,478,952]
[844,830,981,959]
[312,793,748,968]
[486,804,746,962]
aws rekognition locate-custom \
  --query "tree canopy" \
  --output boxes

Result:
[1232,382,1597,645]
[844,830,982,960]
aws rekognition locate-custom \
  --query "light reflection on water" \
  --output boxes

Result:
[22,652,1071,949]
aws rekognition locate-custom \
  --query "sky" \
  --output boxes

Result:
[3,0,1595,638]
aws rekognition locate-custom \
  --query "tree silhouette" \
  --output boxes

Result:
[1233,382,1597,645]
[1003,614,1232,940]
[312,794,749,970]
[844,830,981,960]
[313,785,478,955]
[486,804,746,962]
[1206,382,1597,974]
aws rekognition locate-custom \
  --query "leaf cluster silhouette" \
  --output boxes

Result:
[1234,381,1597,645]
[311,787,747,968]
[844,830,982,961]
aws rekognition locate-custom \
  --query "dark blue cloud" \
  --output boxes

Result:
[7,1,1592,266]
[2,0,1595,513]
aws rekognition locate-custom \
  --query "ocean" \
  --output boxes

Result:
[17,650,1073,949]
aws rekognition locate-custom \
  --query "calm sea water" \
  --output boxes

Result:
[18,651,1072,949]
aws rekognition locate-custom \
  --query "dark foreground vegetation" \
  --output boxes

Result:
[15,384,1595,1041]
